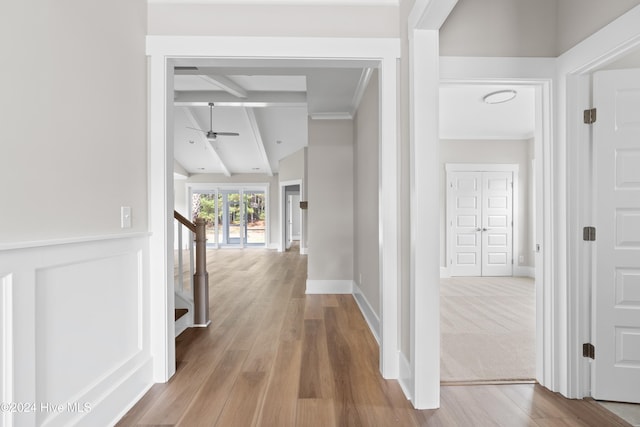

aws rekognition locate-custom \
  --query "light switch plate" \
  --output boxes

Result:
[121,206,132,228]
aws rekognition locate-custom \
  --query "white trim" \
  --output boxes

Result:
[410,0,556,405]
[408,28,441,409]
[558,3,640,400]
[398,351,414,403]
[1,274,13,427]
[446,163,520,172]
[352,282,381,343]
[0,232,151,252]
[308,112,353,120]
[351,67,374,116]
[148,33,400,389]
[439,267,450,278]
[305,279,354,294]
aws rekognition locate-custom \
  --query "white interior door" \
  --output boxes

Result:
[592,68,640,403]
[482,172,514,276]
[448,170,513,277]
[449,172,483,276]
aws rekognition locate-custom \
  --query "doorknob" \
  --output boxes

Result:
[482,228,488,232]
[476,227,482,231]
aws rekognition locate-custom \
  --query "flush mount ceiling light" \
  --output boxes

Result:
[483,89,517,104]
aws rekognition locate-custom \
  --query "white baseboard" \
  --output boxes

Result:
[305,279,354,294]
[61,353,153,427]
[300,247,308,255]
[398,351,414,403]
[352,283,380,344]
[514,266,535,278]
[440,267,450,278]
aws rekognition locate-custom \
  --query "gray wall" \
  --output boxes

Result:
[354,71,380,315]
[279,148,305,183]
[0,0,148,243]
[440,0,557,57]
[307,119,354,281]
[556,0,640,54]
[440,0,640,57]
[148,3,399,38]
[440,139,535,270]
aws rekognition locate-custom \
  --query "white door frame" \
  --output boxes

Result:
[408,0,555,408]
[559,5,640,399]
[147,36,400,382]
[280,179,302,253]
[445,163,519,278]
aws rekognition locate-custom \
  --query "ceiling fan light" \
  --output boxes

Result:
[483,89,517,104]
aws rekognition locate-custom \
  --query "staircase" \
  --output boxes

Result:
[174,211,210,336]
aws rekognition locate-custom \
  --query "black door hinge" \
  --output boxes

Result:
[584,108,597,124]
[583,226,596,241]
[583,343,595,359]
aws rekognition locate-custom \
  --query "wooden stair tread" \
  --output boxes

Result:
[175,308,188,321]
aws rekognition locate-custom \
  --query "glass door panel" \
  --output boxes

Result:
[221,190,242,246]
[192,191,218,247]
[244,191,266,246]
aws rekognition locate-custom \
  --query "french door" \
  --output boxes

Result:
[447,167,514,277]
[190,186,267,248]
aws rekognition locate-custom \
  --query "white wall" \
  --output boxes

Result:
[0,0,148,244]
[440,139,534,271]
[148,3,399,37]
[353,71,381,319]
[0,2,152,426]
[307,119,354,284]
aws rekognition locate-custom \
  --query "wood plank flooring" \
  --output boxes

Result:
[117,249,630,426]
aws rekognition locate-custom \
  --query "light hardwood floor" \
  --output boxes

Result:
[117,249,630,426]
[441,276,535,382]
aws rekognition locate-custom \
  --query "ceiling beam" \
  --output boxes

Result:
[244,108,273,176]
[350,67,374,116]
[182,107,232,176]
[198,75,248,99]
[174,91,306,108]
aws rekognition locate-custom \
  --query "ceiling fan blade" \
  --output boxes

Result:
[215,132,240,136]
[186,126,206,132]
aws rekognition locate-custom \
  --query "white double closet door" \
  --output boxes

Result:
[447,169,514,277]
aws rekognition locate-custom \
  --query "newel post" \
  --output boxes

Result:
[193,217,210,326]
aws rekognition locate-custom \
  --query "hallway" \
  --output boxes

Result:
[117,249,629,426]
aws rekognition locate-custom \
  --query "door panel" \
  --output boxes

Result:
[449,172,482,276]
[482,172,513,276]
[592,68,640,403]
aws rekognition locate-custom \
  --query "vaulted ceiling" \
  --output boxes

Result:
[172,60,373,177]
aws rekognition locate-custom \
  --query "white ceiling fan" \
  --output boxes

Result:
[187,102,240,141]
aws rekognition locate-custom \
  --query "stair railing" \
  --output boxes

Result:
[174,211,210,326]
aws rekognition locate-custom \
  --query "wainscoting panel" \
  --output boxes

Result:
[0,235,152,427]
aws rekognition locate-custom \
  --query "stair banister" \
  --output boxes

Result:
[173,211,210,327]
